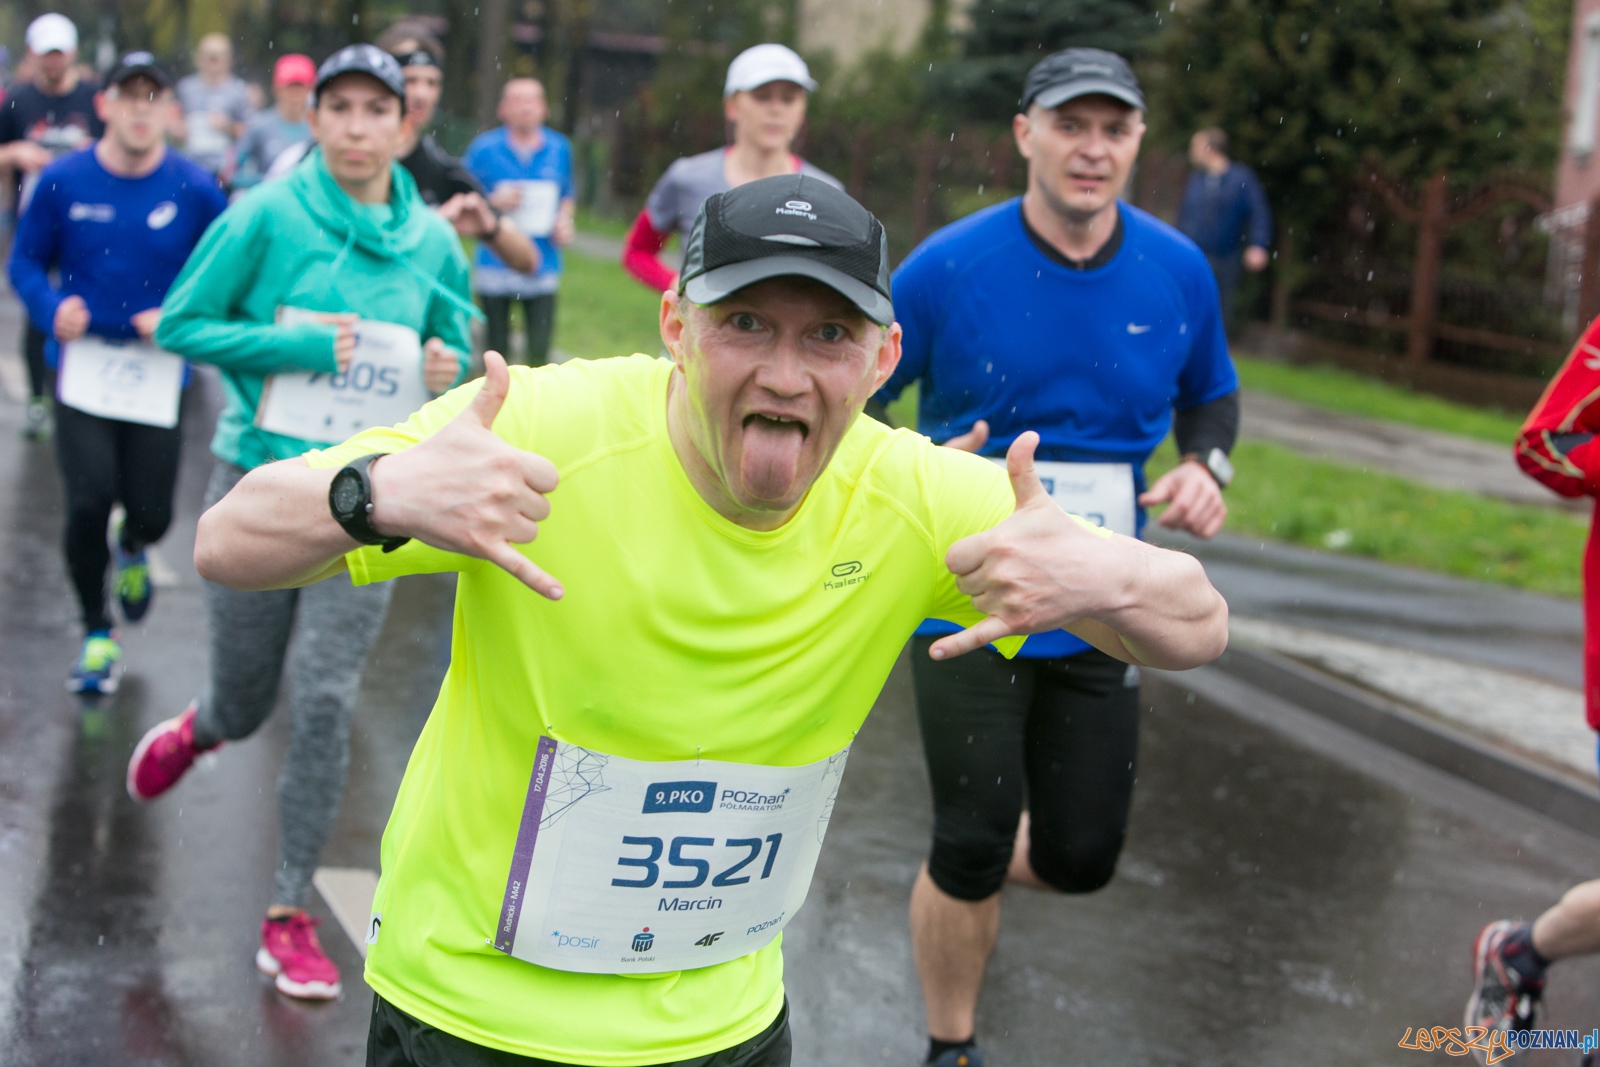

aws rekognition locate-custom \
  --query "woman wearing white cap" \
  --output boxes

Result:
[621,43,842,291]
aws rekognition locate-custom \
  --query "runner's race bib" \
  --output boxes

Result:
[494,737,850,974]
[256,309,430,444]
[994,459,1136,536]
[58,338,184,429]
[503,179,561,238]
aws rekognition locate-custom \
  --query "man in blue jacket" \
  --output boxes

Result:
[7,51,225,693]
[1177,126,1272,333]
[877,49,1240,1067]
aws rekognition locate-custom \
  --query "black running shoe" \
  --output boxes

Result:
[929,1047,983,1067]
[1466,920,1543,1064]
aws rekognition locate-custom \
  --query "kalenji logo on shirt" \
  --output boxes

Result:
[147,201,178,230]
[823,561,871,591]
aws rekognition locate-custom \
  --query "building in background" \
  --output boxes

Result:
[1544,0,1600,333]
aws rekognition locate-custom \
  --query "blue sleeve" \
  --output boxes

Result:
[6,179,64,336]
[1174,254,1238,411]
[1244,168,1273,249]
[462,135,492,185]
[561,137,575,199]
[877,251,939,404]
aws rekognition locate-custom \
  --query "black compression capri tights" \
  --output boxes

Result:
[911,637,1141,902]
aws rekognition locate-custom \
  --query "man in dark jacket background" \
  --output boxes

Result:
[1177,127,1272,334]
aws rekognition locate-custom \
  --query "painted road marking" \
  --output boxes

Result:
[314,867,379,959]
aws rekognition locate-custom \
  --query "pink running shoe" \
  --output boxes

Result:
[256,911,342,1000]
[126,702,217,803]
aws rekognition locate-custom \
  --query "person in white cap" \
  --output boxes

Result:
[621,43,841,292]
[0,13,102,441]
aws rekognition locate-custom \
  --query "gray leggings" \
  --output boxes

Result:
[192,460,394,908]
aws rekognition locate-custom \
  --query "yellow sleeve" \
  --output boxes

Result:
[301,377,493,586]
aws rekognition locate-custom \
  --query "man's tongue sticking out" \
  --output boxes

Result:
[740,414,806,502]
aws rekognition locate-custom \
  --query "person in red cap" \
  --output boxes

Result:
[232,53,314,191]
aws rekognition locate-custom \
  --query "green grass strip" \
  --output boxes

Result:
[554,246,666,361]
[1235,355,1528,446]
[1150,437,1587,599]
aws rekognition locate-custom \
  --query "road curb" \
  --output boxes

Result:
[1199,644,1600,841]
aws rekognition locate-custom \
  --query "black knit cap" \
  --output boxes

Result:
[679,174,894,326]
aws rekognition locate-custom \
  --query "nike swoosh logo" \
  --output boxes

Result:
[1127,323,1152,334]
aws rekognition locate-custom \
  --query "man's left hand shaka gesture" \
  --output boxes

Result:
[929,432,1230,671]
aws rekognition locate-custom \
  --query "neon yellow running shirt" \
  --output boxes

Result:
[306,354,1024,1064]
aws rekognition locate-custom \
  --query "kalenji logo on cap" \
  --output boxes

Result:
[776,200,817,220]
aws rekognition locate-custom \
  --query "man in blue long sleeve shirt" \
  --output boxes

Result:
[1177,127,1272,333]
[7,52,225,693]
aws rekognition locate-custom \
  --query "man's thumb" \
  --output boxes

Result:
[1006,430,1049,509]
[465,350,511,428]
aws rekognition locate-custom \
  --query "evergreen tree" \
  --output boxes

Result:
[941,0,1163,120]
[1149,0,1566,251]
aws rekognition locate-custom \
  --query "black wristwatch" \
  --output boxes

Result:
[329,453,410,552]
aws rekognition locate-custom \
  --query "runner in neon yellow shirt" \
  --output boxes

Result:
[193,176,1228,1066]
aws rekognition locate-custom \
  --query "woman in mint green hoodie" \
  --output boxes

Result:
[132,46,479,1002]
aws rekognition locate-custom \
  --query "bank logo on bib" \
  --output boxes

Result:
[643,781,716,814]
[632,927,655,952]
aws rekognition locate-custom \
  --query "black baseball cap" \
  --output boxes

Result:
[1020,48,1144,113]
[679,175,893,326]
[397,49,441,70]
[107,51,174,91]
[315,44,406,109]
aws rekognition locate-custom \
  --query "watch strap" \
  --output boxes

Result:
[331,453,411,552]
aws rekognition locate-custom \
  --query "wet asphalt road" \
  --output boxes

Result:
[6,376,1600,1065]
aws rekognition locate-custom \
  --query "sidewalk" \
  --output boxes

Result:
[1239,390,1578,512]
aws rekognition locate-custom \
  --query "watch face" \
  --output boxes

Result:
[331,469,364,519]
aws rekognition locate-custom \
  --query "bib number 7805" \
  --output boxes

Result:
[611,834,783,889]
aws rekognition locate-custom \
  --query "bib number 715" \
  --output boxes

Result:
[611,834,783,889]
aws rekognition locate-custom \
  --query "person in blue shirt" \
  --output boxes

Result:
[464,77,575,367]
[878,49,1240,1067]
[7,51,225,694]
[1177,126,1273,334]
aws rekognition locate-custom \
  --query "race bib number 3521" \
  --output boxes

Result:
[494,738,850,974]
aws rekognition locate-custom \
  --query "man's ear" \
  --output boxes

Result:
[660,289,689,371]
[871,322,903,393]
[1012,111,1033,162]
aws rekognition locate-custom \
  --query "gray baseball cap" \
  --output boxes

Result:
[1020,48,1144,113]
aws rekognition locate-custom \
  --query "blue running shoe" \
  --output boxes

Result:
[68,632,123,695]
[114,544,153,622]
[930,1047,983,1067]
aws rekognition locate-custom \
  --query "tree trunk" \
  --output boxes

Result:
[848,123,874,201]
[545,0,593,133]
[1405,171,1449,364]
[1580,196,1600,333]
[1270,227,1293,328]
[913,132,939,242]
[473,0,511,132]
